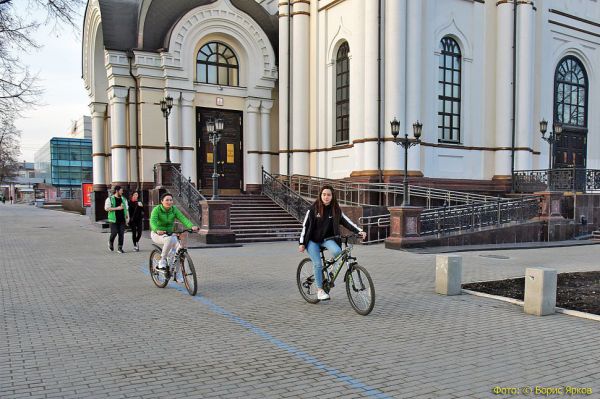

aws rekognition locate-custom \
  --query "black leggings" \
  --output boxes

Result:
[109,222,125,248]
[130,220,143,245]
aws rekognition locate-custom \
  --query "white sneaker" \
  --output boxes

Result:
[157,259,167,271]
[317,290,330,301]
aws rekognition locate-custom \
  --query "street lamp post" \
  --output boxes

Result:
[206,116,224,200]
[160,96,174,163]
[391,118,422,206]
[539,119,563,170]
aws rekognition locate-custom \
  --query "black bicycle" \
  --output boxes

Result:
[149,230,197,296]
[296,234,375,315]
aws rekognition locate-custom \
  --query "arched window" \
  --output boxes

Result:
[554,56,587,127]
[437,37,461,143]
[335,42,350,144]
[197,42,239,86]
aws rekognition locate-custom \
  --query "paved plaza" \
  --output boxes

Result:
[1,204,599,399]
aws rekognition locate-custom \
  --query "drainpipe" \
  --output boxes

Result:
[127,49,141,193]
[377,0,383,204]
[287,1,292,183]
[510,1,517,193]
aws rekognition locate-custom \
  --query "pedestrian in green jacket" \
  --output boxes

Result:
[104,186,129,253]
[150,192,198,270]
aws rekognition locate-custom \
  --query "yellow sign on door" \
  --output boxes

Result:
[207,152,213,163]
[227,144,235,163]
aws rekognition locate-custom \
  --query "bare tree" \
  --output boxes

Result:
[0,0,84,114]
[0,111,22,184]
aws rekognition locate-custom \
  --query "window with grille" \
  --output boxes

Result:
[554,56,587,127]
[437,37,461,143]
[197,42,239,86]
[335,42,350,145]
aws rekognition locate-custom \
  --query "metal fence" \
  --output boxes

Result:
[419,197,541,237]
[514,168,600,193]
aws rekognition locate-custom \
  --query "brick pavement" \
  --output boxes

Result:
[0,204,599,399]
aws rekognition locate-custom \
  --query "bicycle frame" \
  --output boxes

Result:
[319,239,357,288]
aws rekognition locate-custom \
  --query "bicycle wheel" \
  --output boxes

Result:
[180,252,197,296]
[296,258,320,304]
[149,249,169,288]
[345,264,375,316]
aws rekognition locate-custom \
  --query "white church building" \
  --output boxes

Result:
[82,0,599,196]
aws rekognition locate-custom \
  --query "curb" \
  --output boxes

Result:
[461,289,600,322]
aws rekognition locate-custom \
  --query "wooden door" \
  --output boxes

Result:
[196,108,243,192]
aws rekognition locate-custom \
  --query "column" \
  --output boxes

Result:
[405,0,422,174]
[384,0,407,176]
[127,90,138,185]
[90,102,107,189]
[181,92,196,184]
[291,0,309,175]
[494,0,515,178]
[278,1,290,175]
[109,87,128,184]
[260,101,273,174]
[515,1,535,170]
[167,90,181,164]
[246,100,261,190]
[362,0,380,175]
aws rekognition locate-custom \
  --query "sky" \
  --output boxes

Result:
[13,2,90,162]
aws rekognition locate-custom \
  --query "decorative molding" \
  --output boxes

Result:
[319,0,347,12]
[549,9,600,29]
[168,0,277,84]
[549,20,600,39]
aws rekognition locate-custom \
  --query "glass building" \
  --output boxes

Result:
[34,138,93,199]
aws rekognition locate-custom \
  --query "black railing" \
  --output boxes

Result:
[164,165,206,224]
[514,168,600,193]
[262,169,311,222]
[420,197,541,236]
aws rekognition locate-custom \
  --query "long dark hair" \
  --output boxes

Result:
[314,185,340,220]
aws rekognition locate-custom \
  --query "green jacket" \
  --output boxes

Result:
[150,204,193,233]
[104,195,129,224]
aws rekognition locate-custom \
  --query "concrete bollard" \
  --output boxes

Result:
[524,267,557,316]
[435,255,462,295]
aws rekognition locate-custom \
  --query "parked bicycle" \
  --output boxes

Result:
[296,234,375,315]
[149,230,197,296]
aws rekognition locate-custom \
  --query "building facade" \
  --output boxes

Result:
[34,138,93,199]
[82,0,600,196]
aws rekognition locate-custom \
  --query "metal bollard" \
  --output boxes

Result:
[524,267,557,316]
[435,255,462,296]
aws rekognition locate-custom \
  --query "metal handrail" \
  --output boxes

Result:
[164,165,206,224]
[275,173,518,208]
[261,169,311,222]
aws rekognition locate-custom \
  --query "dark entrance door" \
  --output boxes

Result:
[196,108,243,193]
[553,126,587,168]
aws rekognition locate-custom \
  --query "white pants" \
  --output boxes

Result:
[151,232,179,261]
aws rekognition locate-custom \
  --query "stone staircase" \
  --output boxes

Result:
[592,231,600,240]
[221,194,303,243]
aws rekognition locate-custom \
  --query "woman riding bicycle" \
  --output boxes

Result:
[299,185,366,301]
[150,192,199,270]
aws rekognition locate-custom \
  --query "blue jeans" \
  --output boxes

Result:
[306,240,342,289]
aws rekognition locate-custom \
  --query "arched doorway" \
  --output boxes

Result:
[553,56,588,168]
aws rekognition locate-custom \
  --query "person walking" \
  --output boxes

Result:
[128,191,144,252]
[104,186,129,253]
[298,185,366,300]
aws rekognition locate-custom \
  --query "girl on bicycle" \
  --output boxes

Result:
[299,185,366,300]
[150,192,199,270]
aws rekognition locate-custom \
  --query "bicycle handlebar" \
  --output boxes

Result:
[163,229,197,236]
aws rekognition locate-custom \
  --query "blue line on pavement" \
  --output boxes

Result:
[140,265,390,399]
